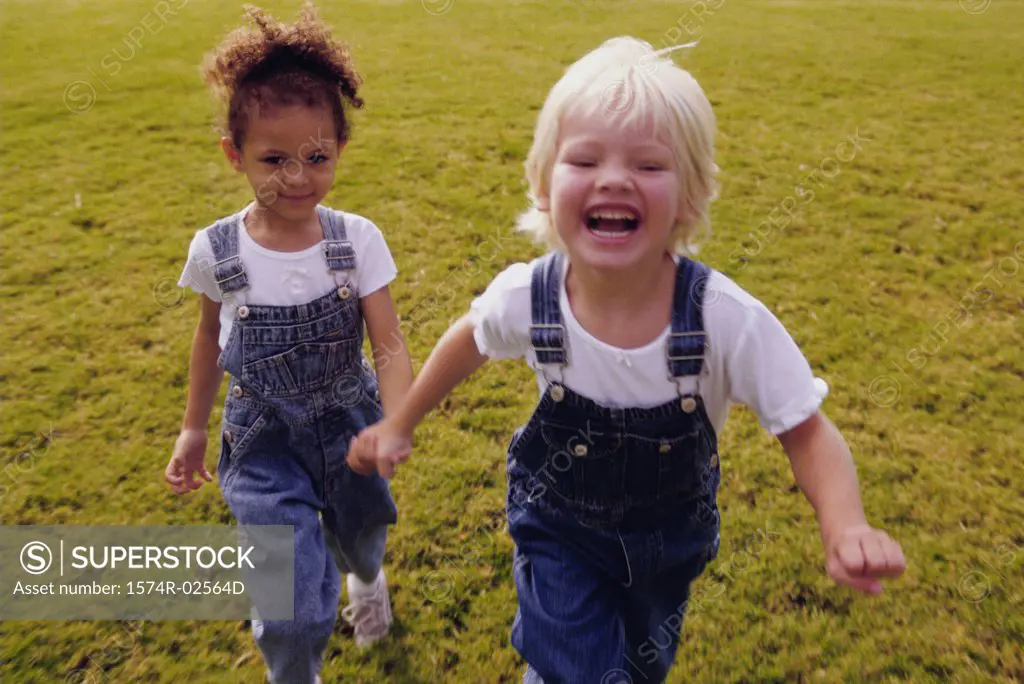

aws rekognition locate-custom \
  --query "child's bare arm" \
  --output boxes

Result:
[778,412,866,539]
[166,295,222,493]
[778,411,906,593]
[392,314,487,434]
[181,295,224,431]
[348,314,487,476]
[361,285,413,418]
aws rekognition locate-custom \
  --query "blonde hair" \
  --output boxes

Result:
[516,37,719,254]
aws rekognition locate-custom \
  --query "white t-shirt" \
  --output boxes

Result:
[178,204,397,350]
[468,258,828,436]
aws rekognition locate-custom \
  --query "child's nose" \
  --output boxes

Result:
[596,163,633,192]
[280,161,307,186]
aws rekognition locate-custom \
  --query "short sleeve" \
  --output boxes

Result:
[353,219,397,298]
[177,230,222,302]
[724,302,827,434]
[467,263,534,360]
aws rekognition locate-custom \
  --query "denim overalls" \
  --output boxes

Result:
[209,205,396,684]
[506,251,722,684]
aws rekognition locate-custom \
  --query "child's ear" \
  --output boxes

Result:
[220,137,243,172]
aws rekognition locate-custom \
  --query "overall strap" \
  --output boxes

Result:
[667,257,711,378]
[319,206,356,272]
[208,214,249,296]
[529,251,567,365]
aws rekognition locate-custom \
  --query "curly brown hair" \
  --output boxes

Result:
[201,2,363,150]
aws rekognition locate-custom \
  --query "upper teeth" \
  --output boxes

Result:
[589,211,637,220]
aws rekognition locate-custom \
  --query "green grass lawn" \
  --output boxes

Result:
[1,0,1022,681]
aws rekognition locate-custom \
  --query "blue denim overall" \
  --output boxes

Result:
[209,205,396,684]
[506,252,722,684]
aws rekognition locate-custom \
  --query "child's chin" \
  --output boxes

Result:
[574,247,647,271]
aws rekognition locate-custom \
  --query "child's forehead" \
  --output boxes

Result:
[244,104,338,150]
[557,108,672,150]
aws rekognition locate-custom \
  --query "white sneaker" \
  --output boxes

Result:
[341,572,392,648]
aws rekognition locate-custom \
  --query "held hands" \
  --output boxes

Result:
[825,525,906,595]
[165,429,212,494]
[347,419,412,479]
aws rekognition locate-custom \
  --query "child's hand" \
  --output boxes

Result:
[347,420,412,479]
[825,525,906,595]
[165,429,213,494]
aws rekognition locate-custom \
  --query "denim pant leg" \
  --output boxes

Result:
[221,444,339,684]
[619,551,709,683]
[319,410,395,585]
[321,518,387,585]
[509,504,630,683]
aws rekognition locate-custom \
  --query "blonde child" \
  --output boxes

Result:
[347,37,906,682]
[164,5,412,682]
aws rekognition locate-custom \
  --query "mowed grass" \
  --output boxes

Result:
[1,0,1022,681]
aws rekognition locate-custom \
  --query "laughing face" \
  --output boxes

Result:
[545,110,686,270]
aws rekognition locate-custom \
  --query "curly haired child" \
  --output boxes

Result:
[164,4,411,681]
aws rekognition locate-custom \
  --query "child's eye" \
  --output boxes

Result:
[639,163,665,171]
[262,156,285,165]
[307,153,328,164]
[569,159,596,168]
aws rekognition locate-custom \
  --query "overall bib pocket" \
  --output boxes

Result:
[240,337,359,396]
[624,427,709,503]
[537,421,624,507]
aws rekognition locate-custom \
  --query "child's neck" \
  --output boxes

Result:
[243,204,323,252]
[565,251,677,349]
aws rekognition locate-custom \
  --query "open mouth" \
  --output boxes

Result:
[584,208,640,239]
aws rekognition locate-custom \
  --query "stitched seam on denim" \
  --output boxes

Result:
[530,252,568,364]
[295,353,361,392]
[241,326,359,348]
[669,258,710,378]
[223,413,266,467]
[239,313,357,343]
[224,395,266,412]
[241,354,293,391]
[507,418,542,462]
[361,386,382,413]
[555,385,706,421]
[624,430,701,444]
[233,302,352,324]
[241,343,359,395]
[237,298,354,323]
[538,422,609,449]
[226,287,357,321]
[243,339,358,363]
